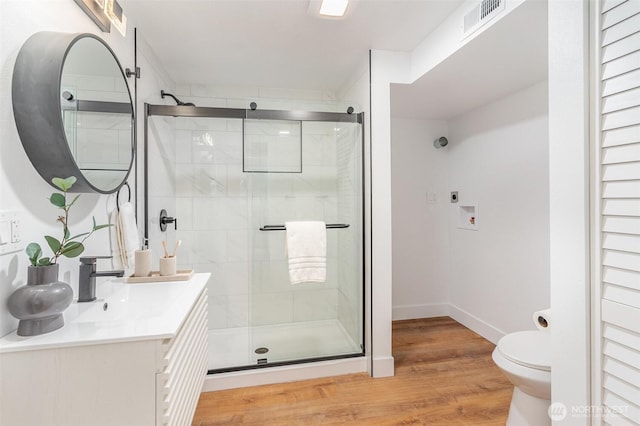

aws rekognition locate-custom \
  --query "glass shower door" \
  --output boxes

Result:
[247,120,363,365]
[167,115,254,371]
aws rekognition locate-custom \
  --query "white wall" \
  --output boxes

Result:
[0,0,137,337]
[369,49,412,377]
[373,0,547,376]
[391,118,451,320]
[548,0,590,422]
[447,80,550,339]
[390,81,550,343]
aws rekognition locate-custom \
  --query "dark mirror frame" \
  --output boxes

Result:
[12,31,135,194]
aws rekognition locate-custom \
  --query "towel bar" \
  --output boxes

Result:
[259,224,350,231]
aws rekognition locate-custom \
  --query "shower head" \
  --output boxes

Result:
[433,136,448,149]
[160,90,196,107]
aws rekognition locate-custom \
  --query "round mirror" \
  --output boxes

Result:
[12,32,134,193]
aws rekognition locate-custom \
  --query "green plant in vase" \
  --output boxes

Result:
[9,176,112,336]
[25,176,112,266]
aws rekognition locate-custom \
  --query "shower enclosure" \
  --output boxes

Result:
[145,103,364,372]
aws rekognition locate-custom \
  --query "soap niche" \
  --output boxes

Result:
[458,203,478,231]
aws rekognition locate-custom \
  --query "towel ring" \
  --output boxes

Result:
[116,182,131,211]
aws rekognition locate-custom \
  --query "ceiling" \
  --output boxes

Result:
[391,0,548,120]
[120,0,464,92]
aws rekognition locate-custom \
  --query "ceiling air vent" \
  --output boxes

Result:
[463,0,505,38]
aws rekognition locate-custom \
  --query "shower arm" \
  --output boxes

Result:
[160,90,195,107]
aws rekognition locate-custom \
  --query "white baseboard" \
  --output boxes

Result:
[392,303,450,320]
[448,304,505,344]
[391,302,506,344]
[372,355,395,377]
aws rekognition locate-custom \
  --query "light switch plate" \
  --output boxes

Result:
[0,211,23,255]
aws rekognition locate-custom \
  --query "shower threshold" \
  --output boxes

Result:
[207,319,363,373]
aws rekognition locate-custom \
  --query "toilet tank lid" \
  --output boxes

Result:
[497,330,551,371]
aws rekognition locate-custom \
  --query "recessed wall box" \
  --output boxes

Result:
[457,203,478,230]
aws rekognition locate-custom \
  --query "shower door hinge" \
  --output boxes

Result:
[126,67,141,79]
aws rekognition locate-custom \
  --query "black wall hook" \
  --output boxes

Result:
[116,182,131,211]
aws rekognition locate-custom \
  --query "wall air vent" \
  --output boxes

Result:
[463,0,505,38]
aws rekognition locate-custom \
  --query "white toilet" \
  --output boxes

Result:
[492,330,551,426]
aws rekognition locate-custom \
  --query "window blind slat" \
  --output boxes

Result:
[604,323,640,352]
[603,181,640,198]
[603,249,640,272]
[602,50,640,80]
[603,375,640,407]
[603,299,640,334]
[603,88,640,113]
[603,233,640,253]
[602,162,640,181]
[603,216,640,234]
[603,13,640,46]
[603,266,640,289]
[603,199,640,216]
[603,0,640,30]
[602,106,640,131]
[603,69,640,97]
[603,391,640,425]
[603,124,640,147]
[602,143,640,164]
[604,283,640,308]
[604,357,640,388]
[603,0,629,14]
[603,343,640,375]
[602,32,640,63]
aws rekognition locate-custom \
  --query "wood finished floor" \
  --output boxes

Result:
[192,317,512,425]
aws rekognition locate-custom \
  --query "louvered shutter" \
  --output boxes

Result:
[597,0,640,425]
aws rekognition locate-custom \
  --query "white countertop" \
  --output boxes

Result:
[0,272,210,354]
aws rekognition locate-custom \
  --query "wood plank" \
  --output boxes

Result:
[192,317,512,425]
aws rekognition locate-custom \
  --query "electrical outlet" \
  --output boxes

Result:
[451,191,459,203]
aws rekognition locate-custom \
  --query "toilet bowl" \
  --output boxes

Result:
[492,330,551,426]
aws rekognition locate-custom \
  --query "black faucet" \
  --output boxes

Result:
[78,256,125,302]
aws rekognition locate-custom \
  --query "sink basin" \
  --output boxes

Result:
[65,281,170,323]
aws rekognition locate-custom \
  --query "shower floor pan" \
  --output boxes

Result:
[207,319,361,371]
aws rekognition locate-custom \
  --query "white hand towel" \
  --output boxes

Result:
[109,202,140,275]
[117,202,140,274]
[109,210,124,270]
[285,221,326,285]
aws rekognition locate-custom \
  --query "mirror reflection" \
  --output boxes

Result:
[60,37,133,192]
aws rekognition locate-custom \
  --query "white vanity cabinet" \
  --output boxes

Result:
[156,288,208,425]
[0,275,209,426]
